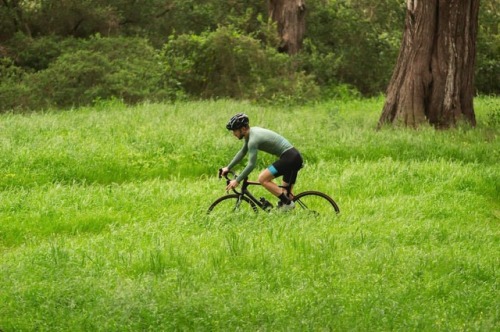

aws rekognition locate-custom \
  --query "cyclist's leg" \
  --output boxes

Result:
[280,172,293,196]
[260,148,302,204]
[260,166,293,207]
[282,149,303,198]
[258,168,282,197]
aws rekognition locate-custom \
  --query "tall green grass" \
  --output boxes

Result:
[0,97,498,331]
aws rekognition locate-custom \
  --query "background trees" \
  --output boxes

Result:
[0,0,498,112]
[379,0,480,128]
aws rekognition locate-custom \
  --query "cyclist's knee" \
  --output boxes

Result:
[258,169,273,184]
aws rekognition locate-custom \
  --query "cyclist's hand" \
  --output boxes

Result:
[220,167,230,178]
[226,179,239,191]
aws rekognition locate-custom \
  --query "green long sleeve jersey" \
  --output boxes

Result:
[227,127,293,183]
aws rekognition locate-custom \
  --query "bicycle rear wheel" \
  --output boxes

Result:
[293,191,340,215]
[207,194,258,215]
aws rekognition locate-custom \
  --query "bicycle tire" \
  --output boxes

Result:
[207,194,258,215]
[293,191,340,215]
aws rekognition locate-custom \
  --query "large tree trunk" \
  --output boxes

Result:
[268,0,306,55]
[378,0,479,128]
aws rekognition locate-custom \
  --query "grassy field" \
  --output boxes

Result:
[0,97,498,331]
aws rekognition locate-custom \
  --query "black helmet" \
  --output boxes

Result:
[226,113,249,130]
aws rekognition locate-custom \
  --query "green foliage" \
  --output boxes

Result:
[2,36,166,110]
[0,57,26,85]
[161,26,319,103]
[476,2,500,95]
[32,50,113,108]
[22,0,120,37]
[0,57,34,110]
[0,4,15,37]
[4,34,79,71]
[303,0,404,95]
[477,96,500,128]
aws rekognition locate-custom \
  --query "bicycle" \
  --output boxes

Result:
[207,169,340,215]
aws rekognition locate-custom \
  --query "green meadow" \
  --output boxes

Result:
[0,97,498,331]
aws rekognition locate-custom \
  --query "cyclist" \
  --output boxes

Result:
[221,113,303,210]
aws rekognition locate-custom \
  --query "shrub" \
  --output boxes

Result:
[476,0,500,95]
[23,36,166,109]
[303,0,403,96]
[160,26,319,103]
[0,58,35,111]
[31,50,113,108]
[4,33,75,71]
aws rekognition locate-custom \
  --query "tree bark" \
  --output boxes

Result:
[378,0,479,128]
[268,0,306,55]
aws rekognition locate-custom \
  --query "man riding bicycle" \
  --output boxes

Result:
[221,113,303,210]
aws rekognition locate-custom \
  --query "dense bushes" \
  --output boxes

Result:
[33,36,166,107]
[476,2,500,95]
[1,36,166,110]
[1,29,319,111]
[161,27,319,103]
[0,58,32,110]
[301,1,403,96]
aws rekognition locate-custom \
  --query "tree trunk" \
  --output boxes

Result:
[268,0,306,55]
[378,0,479,128]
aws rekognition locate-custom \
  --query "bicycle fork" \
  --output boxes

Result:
[232,194,245,211]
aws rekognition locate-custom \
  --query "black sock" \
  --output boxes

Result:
[279,193,291,204]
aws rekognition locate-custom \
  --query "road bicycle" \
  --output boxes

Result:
[207,170,340,215]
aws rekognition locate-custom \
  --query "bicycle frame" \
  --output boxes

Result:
[225,174,273,211]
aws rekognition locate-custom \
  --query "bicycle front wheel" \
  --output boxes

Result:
[207,194,258,215]
[293,191,340,215]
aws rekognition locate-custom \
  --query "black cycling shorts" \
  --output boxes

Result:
[267,147,303,184]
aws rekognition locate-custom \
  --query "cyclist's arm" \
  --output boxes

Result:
[236,147,257,183]
[227,144,248,170]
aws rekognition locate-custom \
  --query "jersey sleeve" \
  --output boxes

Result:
[236,145,258,182]
[227,143,248,170]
